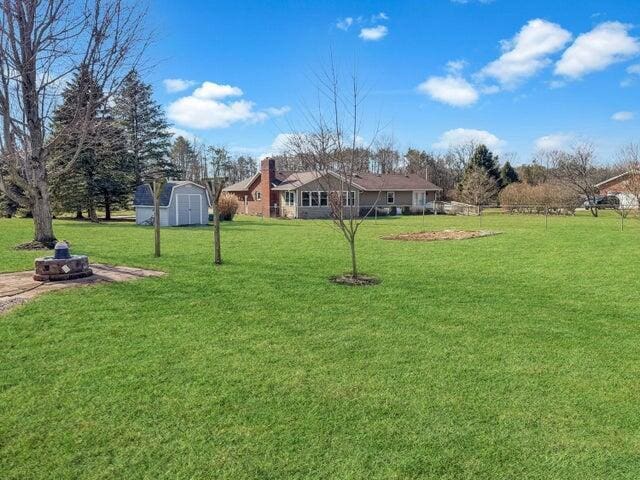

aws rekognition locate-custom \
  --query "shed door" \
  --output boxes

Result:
[176,194,202,225]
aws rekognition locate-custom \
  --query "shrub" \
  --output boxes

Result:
[218,193,239,221]
[499,183,579,215]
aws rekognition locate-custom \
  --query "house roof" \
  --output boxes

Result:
[133,181,206,207]
[225,170,442,192]
[271,172,325,190]
[223,172,261,192]
[224,170,304,192]
[595,171,637,189]
[349,172,442,191]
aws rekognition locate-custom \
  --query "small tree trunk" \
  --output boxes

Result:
[75,208,84,219]
[213,201,222,265]
[349,238,358,278]
[32,187,56,246]
[154,193,161,257]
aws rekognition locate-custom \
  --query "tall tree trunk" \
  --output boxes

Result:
[87,198,99,223]
[213,202,222,265]
[104,196,111,220]
[31,184,56,246]
[88,206,98,222]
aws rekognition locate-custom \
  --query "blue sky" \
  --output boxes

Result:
[147,0,639,164]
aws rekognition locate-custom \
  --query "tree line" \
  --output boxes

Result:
[0,66,259,222]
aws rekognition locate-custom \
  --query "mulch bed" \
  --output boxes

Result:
[381,230,501,242]
[330,274,380,286]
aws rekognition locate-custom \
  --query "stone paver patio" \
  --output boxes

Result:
[0,264,165,315]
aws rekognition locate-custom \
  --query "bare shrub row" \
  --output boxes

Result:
[499,183,580,215]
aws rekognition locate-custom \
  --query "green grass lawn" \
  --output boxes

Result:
[1,213,639,479]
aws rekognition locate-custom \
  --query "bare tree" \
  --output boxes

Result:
[459,165,498,208]
[371,135,400,174]
[205,146,232,265]
[287,60,381,282]
[0,0,147,246]
[550,143,601,217]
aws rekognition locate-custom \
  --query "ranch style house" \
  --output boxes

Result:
[224,158,443,219]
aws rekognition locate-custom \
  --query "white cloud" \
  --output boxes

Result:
[359,25,388,41]
[168,97,266,129]
[264,106,291,116]
[163,78,196,93]
[433,128,505,150]
[169,127,199,143]
[193,81,243,99]
[167,81,285,129]
[534,133,575,151]
[417,75,479,107]
[446,60,467,73]
[480,19,572,87]
[336,17,353,30]
[555,22,640,78]
[611,111,634,121]
[269,133,296,154]
[372,12,388,21]
[628,63,640,75]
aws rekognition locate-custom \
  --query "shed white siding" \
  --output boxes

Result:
[135,206,169,226]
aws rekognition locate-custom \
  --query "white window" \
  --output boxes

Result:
[413,191,426,206]
[343,191,356,206]
[255,191,261,201]
[387,192,395,204]
[284,191,295,206]
[301,191,328,207]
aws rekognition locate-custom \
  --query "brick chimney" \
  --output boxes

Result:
[260,157,275,217]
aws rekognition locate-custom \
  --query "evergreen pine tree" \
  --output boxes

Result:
[112,70,176,183]
[49,66,102,220]
[170,136,197,181]
[49,66,131,221]
[499,161,519,187]
[469,144,500,182]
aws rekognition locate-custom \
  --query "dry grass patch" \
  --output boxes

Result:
[381,229,501,242]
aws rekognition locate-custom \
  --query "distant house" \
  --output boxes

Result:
[133,181,210,226]
[223,158,442,219]
[596,171,640,209]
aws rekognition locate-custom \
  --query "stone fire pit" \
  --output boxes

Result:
[33,241,93,281]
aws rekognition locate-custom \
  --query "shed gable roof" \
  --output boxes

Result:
[134,181,207,207]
